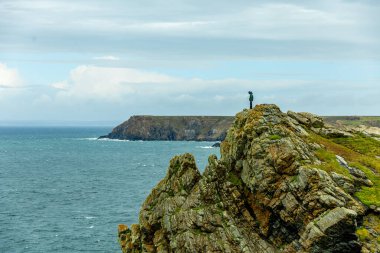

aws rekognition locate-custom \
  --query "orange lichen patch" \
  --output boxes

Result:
[118,224,130,250]
[118,224,129,234]
[245,190,271,236]
[142,243,155,253]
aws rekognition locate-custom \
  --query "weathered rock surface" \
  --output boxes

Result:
[119,104,376,252]
[100,116,234,141]
[335,155,373,187]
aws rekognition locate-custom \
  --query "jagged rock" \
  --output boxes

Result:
[330,172,356,194]
[119,104,371,253]
[336,155,373,187]
[287,111,354,138]
[287,111,324,128]
[319,127,354,138]
[299,207,360,252]
[212,142,221,147]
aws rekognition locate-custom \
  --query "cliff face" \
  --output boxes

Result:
[118,105,380,253]
[101,116,234,141]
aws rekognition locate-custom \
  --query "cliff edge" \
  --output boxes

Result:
[100,116,234,141]
[118,104,380,252]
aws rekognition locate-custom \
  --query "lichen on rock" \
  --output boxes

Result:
[119,104,378,253]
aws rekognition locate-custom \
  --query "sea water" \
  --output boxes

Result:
[0,127,219,252]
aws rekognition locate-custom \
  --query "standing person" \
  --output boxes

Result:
[248,91,254,109]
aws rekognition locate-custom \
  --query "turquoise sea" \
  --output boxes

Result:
[0,127,218,252]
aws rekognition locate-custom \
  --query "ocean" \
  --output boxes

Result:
[0,127,219,252]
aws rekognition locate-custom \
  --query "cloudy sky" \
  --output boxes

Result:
[1,0,379,125]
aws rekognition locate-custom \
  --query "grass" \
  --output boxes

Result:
[227,172,243,186]
[269,134,282,140]
[313,148,352,178]
[331,134,380,157]
[357,214,380,247]
[356,228,370,241]
[308,132,380,207]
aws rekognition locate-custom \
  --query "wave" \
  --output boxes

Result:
[77,137,130,142]
[81,137,98,141]
[97,138,130,142]
[197,146,214,149]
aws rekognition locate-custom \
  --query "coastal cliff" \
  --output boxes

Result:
[100,116,234,141]
[100,115,380,142]
[118,104,380,252]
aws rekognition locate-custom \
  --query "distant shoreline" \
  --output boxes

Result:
[99,115,380,141]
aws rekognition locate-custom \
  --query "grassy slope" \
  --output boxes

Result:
[308,132,380,207]
[331,134,380,157]
[292,117,380,248]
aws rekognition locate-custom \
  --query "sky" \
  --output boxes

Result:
[0,0,379,125]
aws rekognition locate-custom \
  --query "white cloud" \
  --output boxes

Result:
[93,55,120,61]
[48,65,312,106]
[3,63,377,120]
[0,63,22,88]
[51,81,68,90]
[51,65,179,102]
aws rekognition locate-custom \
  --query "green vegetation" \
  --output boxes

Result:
[227,172,243,186]
[355,186,380,207]
[332,134,380,157]
[308,132,380,207]
[313,148,352,178]
[269,134,282,140]
[356,228,370,241]
[356,214,380,247]
[348,161,380,206]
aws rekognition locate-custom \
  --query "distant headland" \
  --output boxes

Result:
[98,115,234,141]
[99,115,380,141]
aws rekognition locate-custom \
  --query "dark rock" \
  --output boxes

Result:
[101,116,234,141]
[211,142,220,147]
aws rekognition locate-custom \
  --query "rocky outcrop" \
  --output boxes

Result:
[100,116,234,141]
[322,116,380,139]
[118,104,378,252]
[288,111,353,138]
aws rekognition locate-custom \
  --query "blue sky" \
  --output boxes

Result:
[0,0,379,125]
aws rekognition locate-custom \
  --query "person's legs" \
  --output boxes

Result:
[250,101,252,109]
